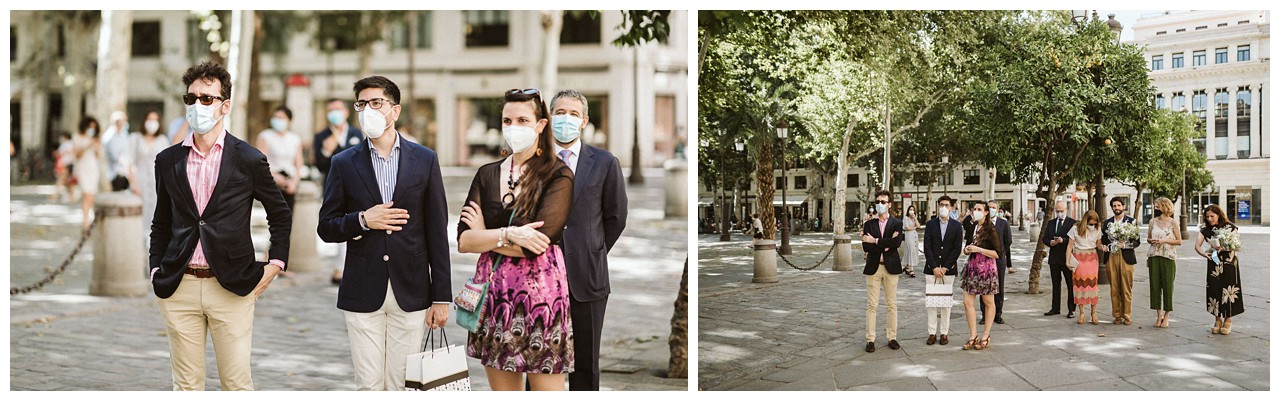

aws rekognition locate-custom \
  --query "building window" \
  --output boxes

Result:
[995,170,1011,184]
[1155,30,1167,35]
[10,27,16,61]
[1215,89,1229,159]
[390,11,433,50]
[1176,28,1186,33]
[1151,55,1163,70]
[795,176,807,190]
[1238,20,1250,24]
[131,21,161,57]
[775,176,784,190]
[1192,91,1208,156]
[560,11,601,44]
[1172,92,1186,112]
[1155,94,1166,109]
[1237,87,1251,158]
[963,169,979,185]
[1192,50,1206,66]
[1195,25,1208,30]
[317,12,361,51]
[464,10,509,47]
[1172,52,1184,68]
[1218,22,1229,27]
[939,170,953,186]
[1237,45,1250,61]
[1215,47,1228,64]
[847,174,859,188]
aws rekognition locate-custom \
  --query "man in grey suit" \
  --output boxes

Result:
[982,200,1013,325]
[549,89,628,391]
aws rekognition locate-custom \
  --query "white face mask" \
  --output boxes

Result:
[551,114,583,143]
[359,107,389,139]
[972,211,986,221]
[938,207,949,218]
[1055,211,1065,219]
[270,117,289,133]
[86,128,97,137]
[186,103,225,135]
[503,125,538,153]
[144,120,160,134]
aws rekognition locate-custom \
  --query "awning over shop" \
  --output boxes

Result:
[772,195,807,206]
[698,197,715,206]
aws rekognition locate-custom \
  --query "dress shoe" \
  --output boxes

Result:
[1066,311,1075,318]
[865,342,876,353]
[887,339,901,350]
[994,316,1005,324]
[926,335,937,345]
[1044,310,1061,316]
[939,335,949,345]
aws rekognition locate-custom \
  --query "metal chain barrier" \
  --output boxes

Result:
[775,242,837,271]
[11,213,100,295]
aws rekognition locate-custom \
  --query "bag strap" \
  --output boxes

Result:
[420,327,451,353]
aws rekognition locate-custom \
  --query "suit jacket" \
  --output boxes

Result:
[962,215,975,245]
[1040,216,1077,266]
[149,132,292,298]
[317,136,452,313]
[313,125,363,176]
[561,144,628,302]
[1100,215,1139,265]
[860,216,904,275]
[993,218,1013,270]
[923,217,964,275]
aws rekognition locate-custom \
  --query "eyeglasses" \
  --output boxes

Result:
[183,94,226,106]
[875,200,889,205]
[353,98,396,111]
[506,88,541,96]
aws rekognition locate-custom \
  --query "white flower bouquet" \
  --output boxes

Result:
[1213,227,1242,251]
[1107,221,1140,253]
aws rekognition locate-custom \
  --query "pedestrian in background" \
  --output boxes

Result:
[457,88,575,390]
[129,110,168,252]
[52,131,76,203]
[902,205,920,278]
[922,195,962,346]
[72,116,102,229]
[1069,210,1103,325]
[314,98,363,285]
[959,201,1000,350]
[256,105,303,211]
[103,111,132,192]
[1146,197,1181,328]
[1196,205,1243,335]
[1041,200,1077,318]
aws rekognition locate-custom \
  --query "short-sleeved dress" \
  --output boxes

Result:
[459,159,575,374]
[1202,224,1244,318]
[1069,226,1103,306]
[961,225,1001,295]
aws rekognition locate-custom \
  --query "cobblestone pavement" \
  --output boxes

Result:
[9,167,686,391]
[698,225,1269,391]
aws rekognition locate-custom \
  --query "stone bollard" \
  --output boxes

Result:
[663,159,688,218]
[752,239,779,283]
[90,192,148,296]
[288,181,321,272]
[833,234,854,271]
[1029,223,1040,243]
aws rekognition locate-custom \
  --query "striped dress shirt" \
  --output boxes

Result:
[183,130,226,267]
[369,135,401,204]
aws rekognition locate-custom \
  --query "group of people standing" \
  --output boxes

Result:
[146,61,628,391]
[857,192,1247,354]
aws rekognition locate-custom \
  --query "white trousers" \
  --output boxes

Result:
[927,307,952,335]
[344,282,427,391]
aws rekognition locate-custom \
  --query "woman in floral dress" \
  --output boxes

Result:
[1068,211,1104,325]
[960,202,1001,350]
[1196,204,1243,335]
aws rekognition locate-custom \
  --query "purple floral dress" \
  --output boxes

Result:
[466,247,574,374]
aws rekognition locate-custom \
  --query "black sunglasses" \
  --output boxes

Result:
[183,94,226,106]
[506,88,541,96]
[875,200,890,205]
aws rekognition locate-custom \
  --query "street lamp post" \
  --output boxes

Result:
[735,139,745,231]
[776,119,792,255]
[718,131,732,242]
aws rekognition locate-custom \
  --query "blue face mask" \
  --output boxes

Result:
[875,203,888,215]
[327,110,345,126]
[551,114,583,143]
[951,210,959,220]
[270,117,289,133]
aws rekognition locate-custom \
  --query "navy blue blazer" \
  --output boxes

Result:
[923,217,964,275]
[861,216,904,275]
[1040,216,1077,266]
[1101,215,1139,265]
[150,133,292,298]
[560,144,628,302]
[992,217,1013,270]
[317,136,452,313]
[313,125,363,176]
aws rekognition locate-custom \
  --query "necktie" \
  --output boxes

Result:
[559,149,572,165]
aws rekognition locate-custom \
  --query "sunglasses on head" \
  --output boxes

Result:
[182,94,226,106]
[506,88,541,96]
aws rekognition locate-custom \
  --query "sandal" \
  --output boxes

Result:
[1221,321,1232,335]
[976,335,990,350]
[1211,318,1222,334]
[1077,314,1085,325]
[962,336,978,350]
[1091,312,1100,325]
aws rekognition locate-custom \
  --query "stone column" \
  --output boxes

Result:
[1251,84,1261,158]
[90,192,148,296]
[833,235,853,271]
[287,181,321,272]
[664,158,688,218]
[752,239,778,283]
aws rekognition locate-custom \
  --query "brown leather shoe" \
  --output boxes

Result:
[939,335,949,345]
[887,339,901,350]
[865,341,876,353]
[926,335,937,345]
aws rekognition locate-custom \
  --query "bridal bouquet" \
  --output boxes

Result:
[1107,221,1140,253]
[1213,227,1242,251]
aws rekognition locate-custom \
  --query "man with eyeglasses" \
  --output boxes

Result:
[318,76,451,390]
[860,189,904,352]
[149,61,292,390]
[314,98,363,285]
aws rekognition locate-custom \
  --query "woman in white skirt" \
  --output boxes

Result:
[902,205,920,278]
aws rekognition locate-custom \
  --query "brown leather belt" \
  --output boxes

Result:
[185,267,215,278]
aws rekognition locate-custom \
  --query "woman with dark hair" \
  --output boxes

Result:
[1069,210,1104,325]
[129,110,168,247]
[255,105,303,210]
[960,202,1001,350]
[1196,204,1243,334]
[457,88,575,390]
[72,116,102,229]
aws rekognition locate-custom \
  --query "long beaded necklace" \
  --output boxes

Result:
[503,157,519,207]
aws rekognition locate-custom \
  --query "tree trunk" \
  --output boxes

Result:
[666,258,688,379]
[756,136,776,239]
[405,11,417,139]
[61,17,98,138]
[245,11,266,144]
[1093,170,1106,218]
[832,118,855,235]
[93,10,131,193]
[538,11,563,93]
[1133,183,1145,221]
[1027,183,1060,295]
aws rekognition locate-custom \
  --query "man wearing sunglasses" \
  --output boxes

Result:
[318,76,451,390]
[860,189,904,353]
[149,62,293,390]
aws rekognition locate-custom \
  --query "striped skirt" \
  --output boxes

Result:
[1072,249,1100,306]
